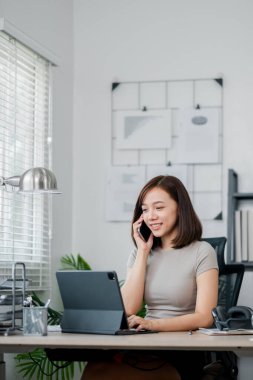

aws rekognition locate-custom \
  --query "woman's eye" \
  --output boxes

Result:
[156,207,164,210]
[142,209,148,213]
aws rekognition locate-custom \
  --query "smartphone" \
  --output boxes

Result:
[138,222,152,242]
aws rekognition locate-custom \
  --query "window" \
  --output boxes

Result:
[0,31,53,290]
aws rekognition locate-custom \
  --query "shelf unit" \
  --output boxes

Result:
[0,262,26,335]
[227,169,253,269]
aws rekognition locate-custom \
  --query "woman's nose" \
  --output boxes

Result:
[148,209,157,220]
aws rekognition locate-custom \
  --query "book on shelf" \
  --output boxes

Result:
[241,210,248,261]
[235,210,242,262]
[234,209,253,262]
[248,210,253,262]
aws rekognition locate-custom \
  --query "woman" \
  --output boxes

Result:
[120,175,218,379]
[83,175,218,380]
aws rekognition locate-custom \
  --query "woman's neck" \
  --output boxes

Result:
[161,230,178,250]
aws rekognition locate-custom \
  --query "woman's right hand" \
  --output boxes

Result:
[133,215,153,253]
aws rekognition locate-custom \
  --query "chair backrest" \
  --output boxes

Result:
[202,236,227,269]
[202,237,245,309]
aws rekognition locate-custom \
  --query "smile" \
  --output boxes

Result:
[150,223,162,230]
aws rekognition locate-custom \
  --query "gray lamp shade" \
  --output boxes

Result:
[19,167,61,193]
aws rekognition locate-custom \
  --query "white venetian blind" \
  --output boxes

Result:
[0,31,53,290]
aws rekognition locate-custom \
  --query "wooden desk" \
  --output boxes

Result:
[1,331,253,379]
[0,330,253,355]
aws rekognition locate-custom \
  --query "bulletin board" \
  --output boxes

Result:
[106,78,223,222]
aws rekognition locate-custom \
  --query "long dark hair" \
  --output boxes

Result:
[132,175,202,249]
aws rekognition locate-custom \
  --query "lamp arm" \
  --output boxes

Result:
[0,176,20,187]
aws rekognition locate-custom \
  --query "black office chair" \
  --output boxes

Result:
[202,237,245,380]
[202,236,245,309]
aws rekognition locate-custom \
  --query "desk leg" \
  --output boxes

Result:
[0,353,6,380]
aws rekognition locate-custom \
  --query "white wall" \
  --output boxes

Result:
[72,0,253,282]
[0,0,74,377]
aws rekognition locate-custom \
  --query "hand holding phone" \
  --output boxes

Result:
[138,221,152,242]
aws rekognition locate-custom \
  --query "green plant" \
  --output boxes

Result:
[15,253,91,380]
[137,301,146,318]
[60,253,91,270]
[15,348,84,380]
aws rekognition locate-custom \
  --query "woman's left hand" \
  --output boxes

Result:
[128,315,153,331]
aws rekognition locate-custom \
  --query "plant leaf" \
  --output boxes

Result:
[15,348,85,380]
[60,253,91,270]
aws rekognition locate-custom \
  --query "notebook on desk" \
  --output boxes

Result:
[56,270,156,335]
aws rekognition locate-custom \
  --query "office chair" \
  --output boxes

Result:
[202,237,245,380]
[202,237,245,309]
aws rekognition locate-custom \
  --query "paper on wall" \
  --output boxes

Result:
[176,108,220,163]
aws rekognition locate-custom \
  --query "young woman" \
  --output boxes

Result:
[83,175,218,380]
[120,175,219,379]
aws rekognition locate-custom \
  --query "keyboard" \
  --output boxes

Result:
[115,328,157,335]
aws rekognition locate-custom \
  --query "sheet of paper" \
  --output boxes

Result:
[176,108,220,163]
[115,110,172,150]
[105,166,146,221]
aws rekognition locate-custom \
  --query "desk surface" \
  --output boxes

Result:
[0,331,253,355]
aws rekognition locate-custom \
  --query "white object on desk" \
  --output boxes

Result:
[199,328,253,336]
[47,325,62,332]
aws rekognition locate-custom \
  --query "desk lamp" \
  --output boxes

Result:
[0,167,61,194]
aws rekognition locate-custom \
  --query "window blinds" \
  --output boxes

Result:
[0,31,53,290]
